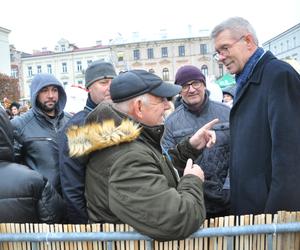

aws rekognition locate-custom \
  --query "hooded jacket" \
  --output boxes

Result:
[11,74,71,193]
[0,108,64,223]
[67,102,205,241]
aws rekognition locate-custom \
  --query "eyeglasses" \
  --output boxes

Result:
[213,36,245,61]
[181,81,204,93]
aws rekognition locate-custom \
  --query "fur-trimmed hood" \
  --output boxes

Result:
[67,102,141,157]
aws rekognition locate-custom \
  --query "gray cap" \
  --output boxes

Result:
[110,70,181,103]
[85,60,117,88]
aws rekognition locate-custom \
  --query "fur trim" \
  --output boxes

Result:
[67,119,141,157]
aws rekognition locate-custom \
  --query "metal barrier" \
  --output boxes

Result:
[1,222,300,250]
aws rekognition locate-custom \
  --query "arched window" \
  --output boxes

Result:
[162,68,169,81]
[201,65,208,76]
[149,68,155,73]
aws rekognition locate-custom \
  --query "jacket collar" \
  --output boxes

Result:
[233,51,276,107]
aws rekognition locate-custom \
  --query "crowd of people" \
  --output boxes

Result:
[0,16,300,241]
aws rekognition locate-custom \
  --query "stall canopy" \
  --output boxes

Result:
[215,73,236,89]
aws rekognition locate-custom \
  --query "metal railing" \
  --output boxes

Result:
[1,222,300,250]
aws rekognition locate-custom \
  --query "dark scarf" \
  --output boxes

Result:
[235,47,265,97]
[84,94,97,112]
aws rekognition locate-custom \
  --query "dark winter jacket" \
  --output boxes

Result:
[0,108,64,223]
[58,95,97,223]
[11,74,71,193]
[162,92,230,217]
[67,102,205,241]
[230,51,300,215]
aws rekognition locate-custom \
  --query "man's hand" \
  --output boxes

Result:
[189,118,219,150]
[183,158,204,182]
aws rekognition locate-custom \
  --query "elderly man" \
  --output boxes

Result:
[211,17,300,215]
[67,70,218,241]
[59,60,117,223]
[11,73,70,193]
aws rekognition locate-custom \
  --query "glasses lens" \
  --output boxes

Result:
[213,52,220,61]
[192,82,202,89]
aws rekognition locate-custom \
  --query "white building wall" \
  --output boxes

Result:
[21,47,112,99]
[0,27,11,75]
[20,36,223,100]
[263,23,300,63]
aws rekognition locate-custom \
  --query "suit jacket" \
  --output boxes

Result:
[230,51,300,215]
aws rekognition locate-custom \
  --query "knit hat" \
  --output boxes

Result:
[222,85,237,98]
[110,70,181,103]
[85,61,117,88]
[175,65,206,86]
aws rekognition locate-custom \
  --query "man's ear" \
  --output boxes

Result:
[131,98,143,120]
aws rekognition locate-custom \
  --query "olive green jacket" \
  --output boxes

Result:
[67,102,205,241]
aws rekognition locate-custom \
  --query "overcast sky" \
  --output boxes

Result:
[1,0,300,53]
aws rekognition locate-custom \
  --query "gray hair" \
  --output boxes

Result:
[114,94,149,114]
[211,17,259,45]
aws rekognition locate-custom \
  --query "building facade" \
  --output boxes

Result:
[20,39,112,99]
[18,36,224,100]
[0,26,11,76]
[110,36,223,82]
[262,23,300,64]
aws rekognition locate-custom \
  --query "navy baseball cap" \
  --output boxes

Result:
[110,70,181,103]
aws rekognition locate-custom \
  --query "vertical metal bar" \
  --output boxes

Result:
[146,240,153,250]
[227,236,234,250]
[107,241,113,250]
[31,242,38,250]
[267,234,273,250]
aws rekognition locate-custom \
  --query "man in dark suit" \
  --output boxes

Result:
[211,17,300,215]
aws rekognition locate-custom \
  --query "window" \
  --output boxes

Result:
[77,61,82,72]
[218,64,224,77]
[149,68,155,73]
[178,46,185,56]
[286,40,289,50]
[28,66,33,77]
[87,60,93,66]
[201,65,208,76]
[37,65,42,74]
[293,37,297,47]
[11,68,18,78]
[200,44,208,55]
[78,80,83,85]
[161,47,168,58]
[162,68,169,81]
[47,64,52,74]
[133,49,140,60]
[62,62,67,73]
[61,44,66,52]
[147,48,154,59]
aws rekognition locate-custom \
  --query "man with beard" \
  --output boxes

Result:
[11,74,70,194]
